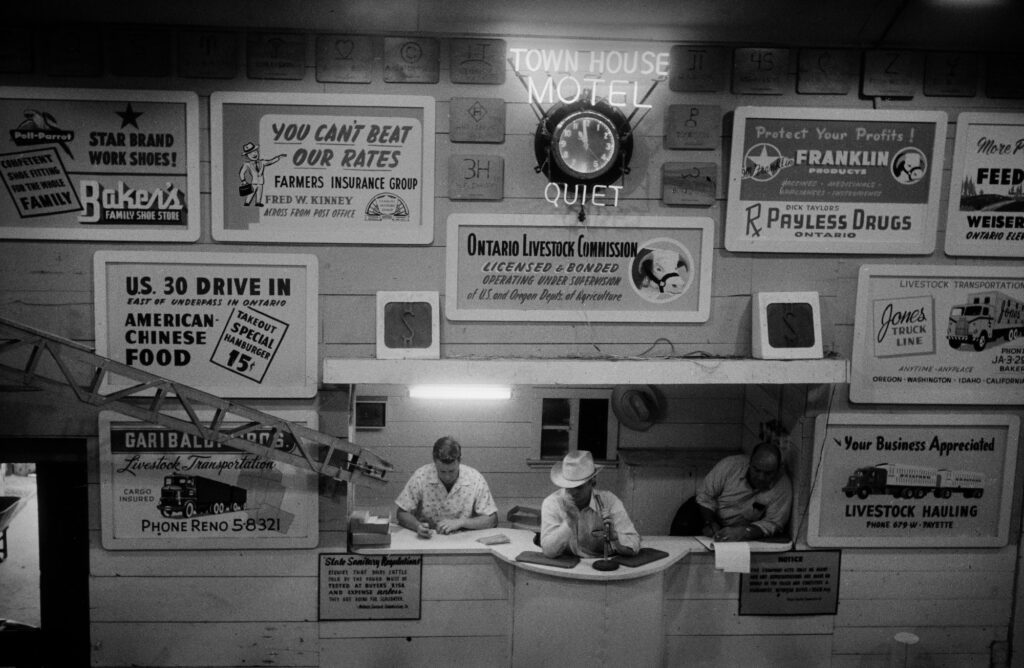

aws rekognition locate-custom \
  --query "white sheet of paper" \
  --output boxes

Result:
[714,541,751,573]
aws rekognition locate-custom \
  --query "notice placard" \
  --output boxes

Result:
[0,87,200,241]
[807,413,1019,548]
[944,112,1024,258]
[740,550,840,616]
[98,410,319,550]
[726,106,946,254]
[446,214,713,322]
[210,92,434,244]
[850,264,1024,405]
[319,553,422,620]
[94,251,318,398]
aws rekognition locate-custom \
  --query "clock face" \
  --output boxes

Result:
[552,110,620,179]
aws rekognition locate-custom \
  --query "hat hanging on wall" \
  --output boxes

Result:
[611,385,666,432]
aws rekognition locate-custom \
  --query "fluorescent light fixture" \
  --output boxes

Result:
[408,384,512,400]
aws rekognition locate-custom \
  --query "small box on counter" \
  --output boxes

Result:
[348,509,392,548]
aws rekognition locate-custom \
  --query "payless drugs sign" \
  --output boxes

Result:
[726,106,946,254]
[94,251,318,398]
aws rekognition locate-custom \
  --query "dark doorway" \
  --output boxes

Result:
[0,438,89,667]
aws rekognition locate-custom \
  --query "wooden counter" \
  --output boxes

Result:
[353,526,758,666]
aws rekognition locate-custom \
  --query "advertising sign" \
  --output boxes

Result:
[94,251,318,398]
[726,106,946,254]
[210,92,434,244]
[0,87,200,241]
[319,553,423,621]
[851,264,1024,404]
[807,413,1019,548]
[944,112,1024,258]
[99,410,319,550]
[446,214,713,322]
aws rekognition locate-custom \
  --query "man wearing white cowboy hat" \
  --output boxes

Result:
[540,451,640,558]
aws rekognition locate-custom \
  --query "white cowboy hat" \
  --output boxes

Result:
[550,450,600,488]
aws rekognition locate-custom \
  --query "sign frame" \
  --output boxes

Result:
[210,91,435,245]
[319,553,423,621]
[726,106,946,254]
[445,214,713,323]
[944,111,1024,258]
[739,549,841,616]
[94,250,319,398]
[806,412,1019,548]
[98,409,320,550]
[850,264,1024,405]
[0,86,200,241]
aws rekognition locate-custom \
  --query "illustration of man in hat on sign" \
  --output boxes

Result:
[540,450,640,558]
[238,141,286,207]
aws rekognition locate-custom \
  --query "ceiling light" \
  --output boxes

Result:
[408,385,512,400]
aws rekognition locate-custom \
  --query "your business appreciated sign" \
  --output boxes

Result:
[945,112,1024,258]
[445,214,713,322]
[851,264,1024,404]
[210,92,434,244]
[807,413,1019,548]
[726,106,946,254]
[0,87,200,241]
[94,251,318,398]
[98,411,319,550]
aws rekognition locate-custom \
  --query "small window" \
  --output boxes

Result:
[534,389,618,465]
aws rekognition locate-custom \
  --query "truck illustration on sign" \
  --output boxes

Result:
[158,475,247,518]
[947,291,1024,351]
[843,463,985,499]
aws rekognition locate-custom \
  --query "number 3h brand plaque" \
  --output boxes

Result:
[376,291,440,359]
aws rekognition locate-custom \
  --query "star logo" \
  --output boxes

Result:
[743,143,788,182]
[116,103,143,129]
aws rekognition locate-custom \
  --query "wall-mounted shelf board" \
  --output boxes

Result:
[322,358,849,386]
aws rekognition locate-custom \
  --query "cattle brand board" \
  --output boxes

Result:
[726,106,946,254]
[807,412,1019,548]
[98,411,319,550]
[209,92,434,244]
[445,214,713,322]
[0,86,200,241]
[850,264,1024,405]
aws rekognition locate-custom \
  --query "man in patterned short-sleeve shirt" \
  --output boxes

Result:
[395,436,499,538]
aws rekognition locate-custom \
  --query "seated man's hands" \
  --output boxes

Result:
[713,525,750,542]
[435,517,464,535]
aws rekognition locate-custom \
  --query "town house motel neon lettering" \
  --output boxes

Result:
[508,46,670,208]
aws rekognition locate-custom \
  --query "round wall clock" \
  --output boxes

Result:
[535,96,633,187]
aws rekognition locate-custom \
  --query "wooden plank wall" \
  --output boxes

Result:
[1,8,1022,668]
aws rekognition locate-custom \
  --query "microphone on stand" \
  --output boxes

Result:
[592,518,619,571]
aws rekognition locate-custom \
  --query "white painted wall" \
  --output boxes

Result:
[0,6,1022,668]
